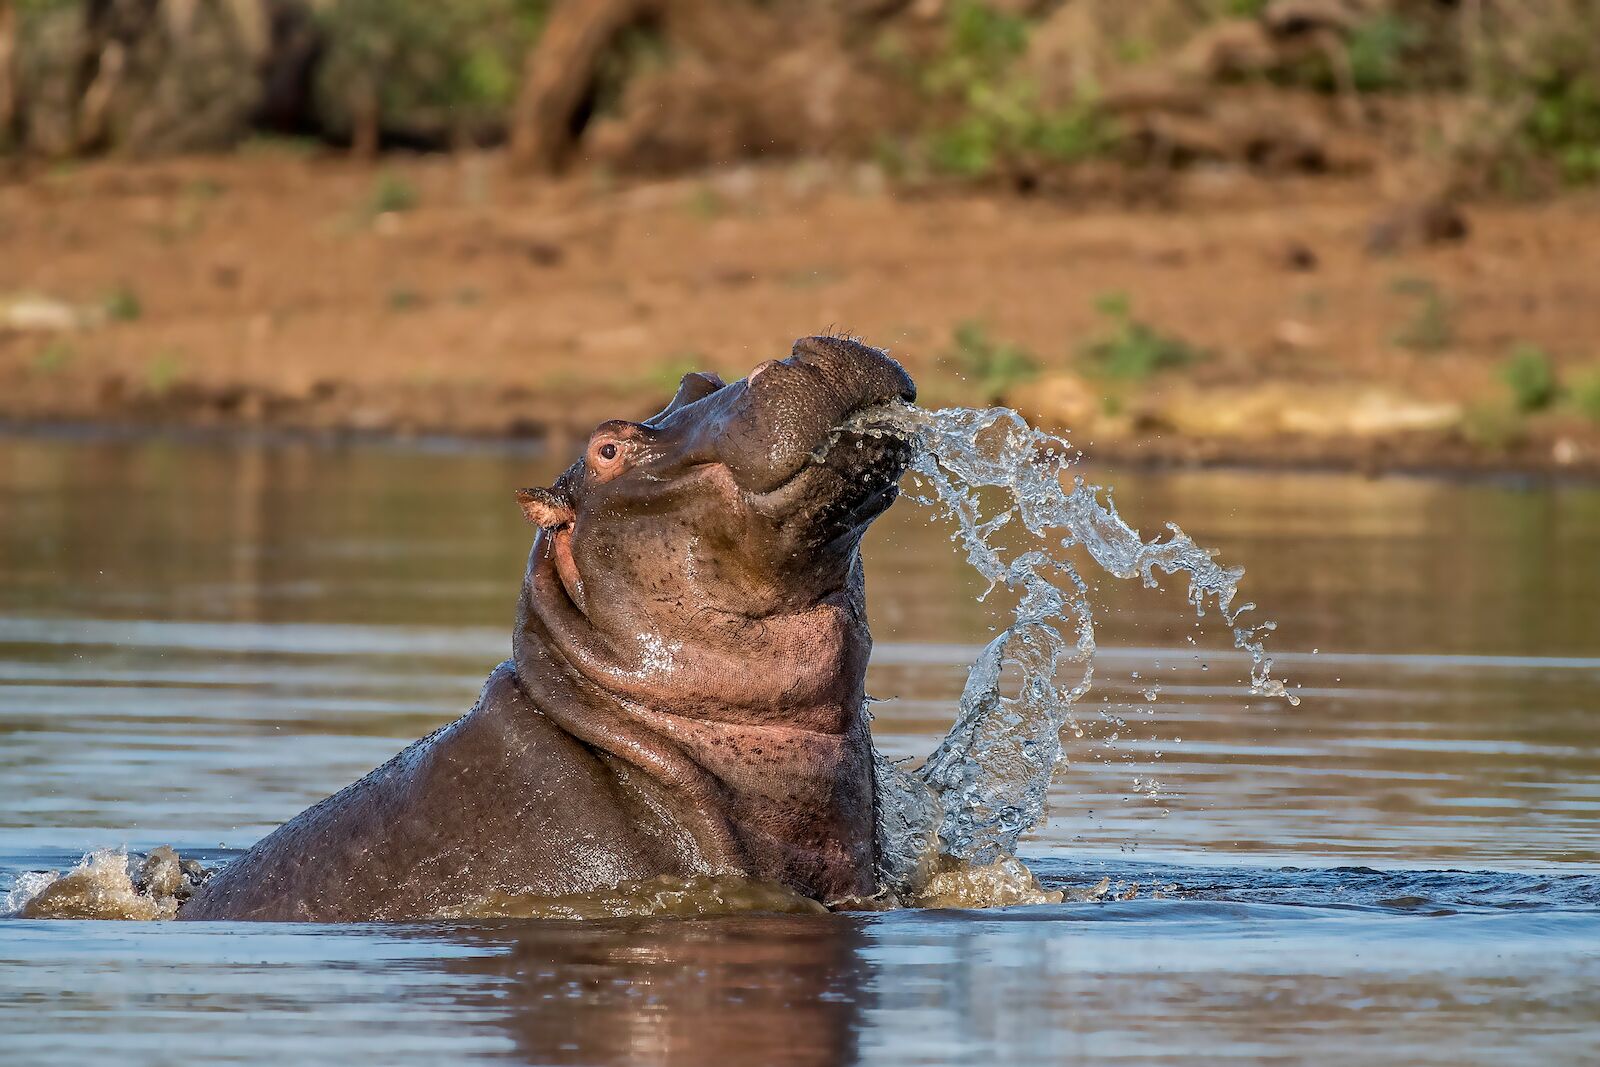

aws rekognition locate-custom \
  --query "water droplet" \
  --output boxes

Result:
[838,401,1293,880]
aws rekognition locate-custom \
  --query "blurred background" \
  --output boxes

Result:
[4,9,1599,1060]
[0,0,1598,474]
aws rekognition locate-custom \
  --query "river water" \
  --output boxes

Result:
[1,432,1596,1064]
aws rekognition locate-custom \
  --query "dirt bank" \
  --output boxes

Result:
[3,152,1599,476]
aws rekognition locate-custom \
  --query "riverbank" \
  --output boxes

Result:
[3,153,1599,476]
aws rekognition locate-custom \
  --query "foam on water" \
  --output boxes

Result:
[836,403,1294,897]
[5,847,208,920]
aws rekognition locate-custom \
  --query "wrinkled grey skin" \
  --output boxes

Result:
[180,336,915,921]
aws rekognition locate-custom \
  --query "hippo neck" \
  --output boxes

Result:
[510,539,879,900]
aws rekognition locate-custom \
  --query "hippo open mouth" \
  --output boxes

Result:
[178,334,918,921]
[707,334,918,498]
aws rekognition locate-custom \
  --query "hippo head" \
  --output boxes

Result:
[517,335,916,621]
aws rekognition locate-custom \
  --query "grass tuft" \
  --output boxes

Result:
[1079,293,1203,380]
[943,319,1040,400]
[1500,344,1560,413]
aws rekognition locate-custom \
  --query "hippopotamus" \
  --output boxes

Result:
[180,335,915,921]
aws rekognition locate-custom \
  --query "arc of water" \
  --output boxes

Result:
[840,403,1295,885]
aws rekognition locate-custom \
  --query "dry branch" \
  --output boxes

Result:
[509,0,656,175]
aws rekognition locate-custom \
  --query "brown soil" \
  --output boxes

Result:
[3,152,1599,476]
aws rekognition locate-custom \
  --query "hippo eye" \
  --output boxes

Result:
[598,443,619,461]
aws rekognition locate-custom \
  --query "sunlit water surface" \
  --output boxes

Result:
[1,433,1596,1065]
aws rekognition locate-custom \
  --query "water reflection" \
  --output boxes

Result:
[435,915,872,1067]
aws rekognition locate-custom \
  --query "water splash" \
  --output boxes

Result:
[839,403,1294,889]
[4,847,210,920]
[10,402,1293,921]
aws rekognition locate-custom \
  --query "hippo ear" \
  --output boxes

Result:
[647,371,726,425]
[515,487,575,529]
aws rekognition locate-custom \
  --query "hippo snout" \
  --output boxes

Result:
[788,335,917,409]
[718,336,916,494]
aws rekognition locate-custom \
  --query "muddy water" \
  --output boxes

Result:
[1,434,1597,1065]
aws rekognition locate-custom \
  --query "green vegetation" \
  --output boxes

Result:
[1463,3,1600,191]
[1391,278,1455,353]
[237,134,322,159]
[685,184,725,220]
[590,21,670,119]
[1571,368,1600,423]
[1079,293,1203,380]
[183,178,226,201]
[943,319,1040,400]
[1524,68,1600,185]
[1482,344,1600,423]
[33,340,75,374]
[145,350,183,395]
[386,287,424,312]
[314,0,551,141]
[10,0,1600,197]
[368,171,419,215]
[915,1,1118,179]
[1346,13,1425,93]
[1500,344,1560,413]
[103,285,142,323]
[1460,402,1525,453]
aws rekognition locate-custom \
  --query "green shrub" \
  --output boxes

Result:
[1526,71,1600,185]
[386,286,424,311]
[33,340,75,374]
[1570,368,1600,423]
[1501,344,1561,412]
[1468,3,1600,189]
[1391,279,1455,352]
[314,0,551,143]
[145,350,183,395]
[1346,13,1425,92]
[103,284,142,322]
[1460,402,1525,452]
[368,171,418,215]
[944,319,1040,400]
[1079,292,1203,380]
[917,1,1118,179]
[929,0,1030,92]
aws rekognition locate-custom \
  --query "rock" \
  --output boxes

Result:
[0,292,97,332]
[1156,383,1463,439]
[1280,391,1462,437]
[1021,373,1103,435]
[1279,239,1319,271]
[1366,198,1470,255]
[1273,319,1322,350]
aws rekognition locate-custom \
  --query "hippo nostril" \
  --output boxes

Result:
[749,360,780,384]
